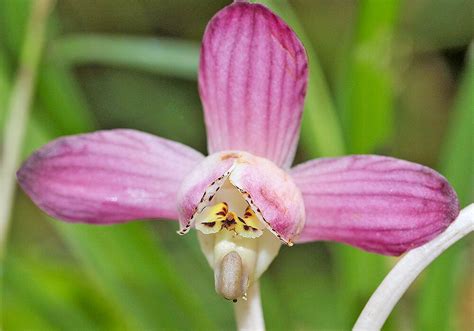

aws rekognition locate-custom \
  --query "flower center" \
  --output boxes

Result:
[194,179,280,302]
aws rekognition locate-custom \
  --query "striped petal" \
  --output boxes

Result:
[177,151,305,244]
[17,129,204,223]
[290,155,459,255]
[199,2,308,169]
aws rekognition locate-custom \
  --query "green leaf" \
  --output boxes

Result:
[340,0,400,153]
[36,64,97,135]
[51,35,200,80]
[439,45,474,206]
[0,0,31,55]
[415,43,474,331]
[4,254,111,331]
[53,220,217,330]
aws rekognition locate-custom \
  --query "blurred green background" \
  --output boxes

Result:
[1,0,473,330]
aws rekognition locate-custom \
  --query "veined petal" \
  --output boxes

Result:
[199,2,308,169]
[177,151,305,244]
[290,155,459,255]
[17,129,204,223]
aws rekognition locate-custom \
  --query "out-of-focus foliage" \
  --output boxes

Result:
[1,0,472,330]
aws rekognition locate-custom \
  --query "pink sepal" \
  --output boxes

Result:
[291,155,459,255]
[17,129,204,223]
[199,2,308,168]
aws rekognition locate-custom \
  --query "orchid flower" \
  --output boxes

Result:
[17,1,460,328]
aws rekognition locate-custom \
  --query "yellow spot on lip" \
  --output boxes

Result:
[196,202,263,238]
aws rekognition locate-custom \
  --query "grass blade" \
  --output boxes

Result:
[4,254,110,331]
[340,0,400,153]
[439,44,474,206]
[415,43,474,331]
[0,0,54,258]
[51,35,200,80]
[0,48,12,130]
[37,64,97,135]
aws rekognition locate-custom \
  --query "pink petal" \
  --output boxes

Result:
[290,155,459,255]
[199,2,308,169]
[177,151,305,244]
[17,129,204,223]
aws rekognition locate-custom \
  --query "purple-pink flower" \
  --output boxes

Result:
[17,2,459,302]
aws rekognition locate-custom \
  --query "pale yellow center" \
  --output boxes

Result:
[194,179,280,302]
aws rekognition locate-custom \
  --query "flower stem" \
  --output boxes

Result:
[0,0,54,259]
[234,282,265,331]
[353,204,474,331]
